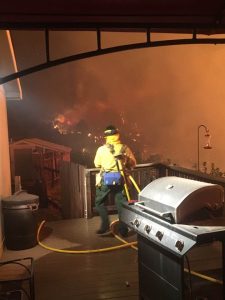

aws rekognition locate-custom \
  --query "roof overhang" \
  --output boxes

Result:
[0,30,22,99]
[1,1,225,85]
[11,138,72,153]
[0,0,225,35]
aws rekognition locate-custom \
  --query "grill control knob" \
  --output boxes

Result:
[131,219,140,227]
[134,219,140,227]
[175,240,184,252]
[144,225,152,234]
[155,231,164,241]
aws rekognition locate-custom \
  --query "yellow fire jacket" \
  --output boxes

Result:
[94,134,136,173]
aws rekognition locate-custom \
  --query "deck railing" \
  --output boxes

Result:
[83,163,225,218]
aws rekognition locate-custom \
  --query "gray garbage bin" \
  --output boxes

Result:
[2,191,39,250]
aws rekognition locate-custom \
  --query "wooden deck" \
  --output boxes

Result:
[1,215,139,300]
[1,213,224,300]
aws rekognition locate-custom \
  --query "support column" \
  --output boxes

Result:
[0,85,12,257]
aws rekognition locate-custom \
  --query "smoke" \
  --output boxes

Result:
[8,31,225,170]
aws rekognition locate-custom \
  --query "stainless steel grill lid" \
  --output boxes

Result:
[138,176,224,223]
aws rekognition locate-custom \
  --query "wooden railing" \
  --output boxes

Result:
[83,163,225,218]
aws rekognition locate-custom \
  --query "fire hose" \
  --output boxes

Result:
[36,172,222,287]
[37,219,222,285]
[37,172,140,253]
[37,218,137,254]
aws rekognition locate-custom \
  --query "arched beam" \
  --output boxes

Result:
[1,37,225,84]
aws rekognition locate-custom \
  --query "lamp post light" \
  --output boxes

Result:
[197,124,212,171]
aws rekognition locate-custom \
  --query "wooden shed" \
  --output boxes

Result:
[9,138,72,207]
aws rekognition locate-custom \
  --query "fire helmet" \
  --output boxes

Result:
[104,125,119,137]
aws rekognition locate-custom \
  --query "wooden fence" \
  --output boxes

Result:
[60,162,225,219]
[60,161,86,218]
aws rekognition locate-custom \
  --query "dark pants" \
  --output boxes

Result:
[95,183,128,233]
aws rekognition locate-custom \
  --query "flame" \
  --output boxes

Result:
[50,103,150,164]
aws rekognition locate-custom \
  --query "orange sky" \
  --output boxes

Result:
[9,30,225,171]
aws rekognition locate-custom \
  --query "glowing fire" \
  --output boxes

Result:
[51,107,155,165]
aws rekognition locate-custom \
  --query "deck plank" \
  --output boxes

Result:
[1,216,224,299]
[2,216,139,300]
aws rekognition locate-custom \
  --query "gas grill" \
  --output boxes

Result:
[121,176,225,300]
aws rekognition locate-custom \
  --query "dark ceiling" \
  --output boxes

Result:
[1,0,225,84]
[0,0,225,34]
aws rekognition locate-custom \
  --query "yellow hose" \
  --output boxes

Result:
[109,219,138,251]
[109,223,223,286]
[37,165,142,254]
[37,220,222,286]
[37,169,221,286]
[37,220,137,254]
[117,159,131,201]
[184,268,222,285]
[129,175,141,194]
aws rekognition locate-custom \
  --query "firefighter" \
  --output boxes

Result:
[94,125,136,237]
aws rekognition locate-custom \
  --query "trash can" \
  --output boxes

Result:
[2,191,39,250]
